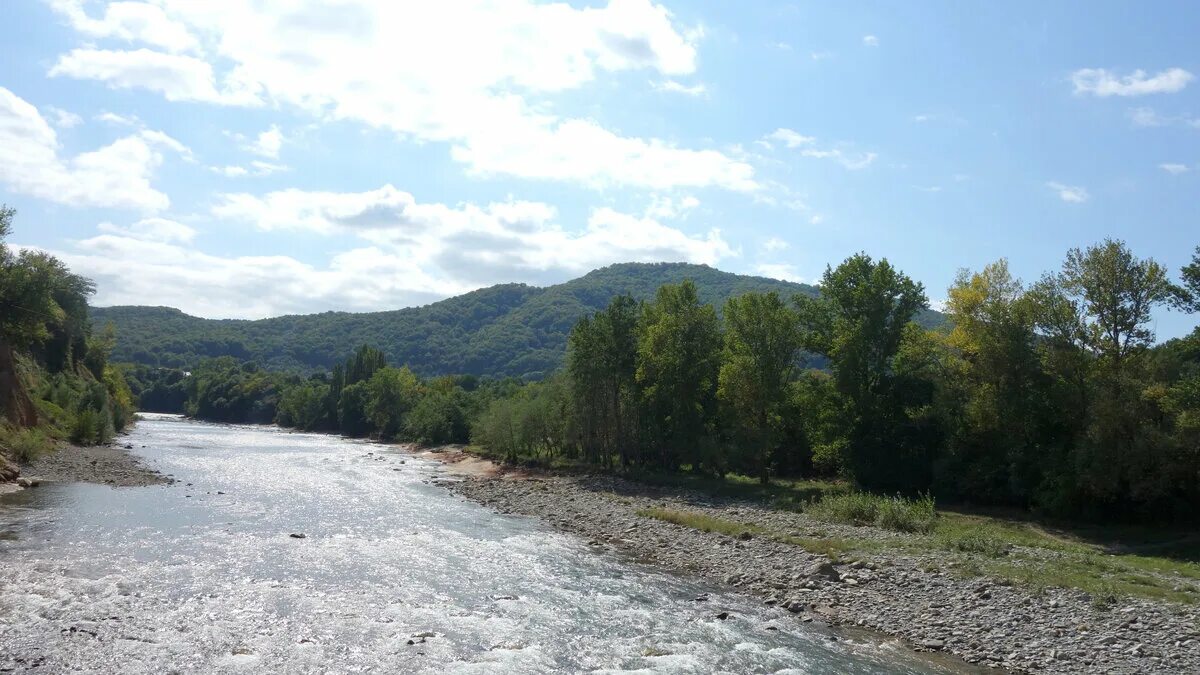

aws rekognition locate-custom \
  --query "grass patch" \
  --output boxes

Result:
[636,507,767,538]
[0,425,55,463]
[806,492,938,533]
[638,506,888,562]
[631,470,848,511]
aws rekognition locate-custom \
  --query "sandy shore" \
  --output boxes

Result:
[420,450,1199,674]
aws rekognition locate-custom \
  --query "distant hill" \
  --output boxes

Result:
[92,262,946,379]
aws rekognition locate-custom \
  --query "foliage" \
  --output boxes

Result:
[718,291,804,483]
[636,280,722,472]
[92,262,948,379]
[0,425,55,462]
[806,491,938,533]
[0,206,135,450]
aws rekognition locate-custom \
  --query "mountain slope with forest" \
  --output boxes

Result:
[92,262,945,379]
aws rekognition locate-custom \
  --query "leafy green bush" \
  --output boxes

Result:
[0,425,55,462]
[807,491,938,533]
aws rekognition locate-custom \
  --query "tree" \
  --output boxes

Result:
[717,291,803,484]
[1060,239,1174,365]
[937,260,1056,505]
[337,381,372,437]
[636,280,722,472]
[801,253,928,490]
[1174,245,1200,312]
[567,295,639,466]
[365,366,421,438]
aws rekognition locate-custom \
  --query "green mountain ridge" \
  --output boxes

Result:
[92,262,945,379]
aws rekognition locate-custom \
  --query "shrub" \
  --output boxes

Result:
[807,491,938,533]
[0,425,55,462]
[937,531,1011,557]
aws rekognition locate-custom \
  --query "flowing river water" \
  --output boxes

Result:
[1,415,963,673]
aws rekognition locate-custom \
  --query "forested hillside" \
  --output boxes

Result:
[93,263,946,379]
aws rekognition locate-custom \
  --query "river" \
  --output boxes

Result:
[1,415,959,673]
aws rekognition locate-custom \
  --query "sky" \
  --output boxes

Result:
[1,1,1197,338]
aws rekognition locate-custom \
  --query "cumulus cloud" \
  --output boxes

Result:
[50,48,262,105]
[1159,163,1190,174]
[761,236,788,253]
[45,0,757,192]
[654,79,707,96]
[97,217,196,243]
[47,0,200,53]
[766,128,815,148]
[246,125,283,158]
[213,183,733,285]
[1046,181,1089,203]
[753,263,803,283]
[862,35,879,47]
[760,128,875,169]
[46,106,83,129]
[644,194,699,220]
[0,87,184,212]
[1071,67,1193,97]
[48,185,737,318]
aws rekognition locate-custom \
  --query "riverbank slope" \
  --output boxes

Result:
[427,449,1199,674]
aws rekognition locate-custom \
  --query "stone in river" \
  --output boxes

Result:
[289,533,307,539]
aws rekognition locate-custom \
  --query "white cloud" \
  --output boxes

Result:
[761,129,876,169]
[754,263,803,283]
[211,165,248,178]
[1046,181,1089,203]
[799,148,877,170]
[762,236,788,253]
[47,0,200,53]
[810,51,833,61]
[1159,163,1190,174]
[247,125,283,158]
[1129,107,1200,129]
[766,128,815,148]
[809,214,823,225]
[46,106,83,129]
[98,217,196,243]
[50,185,737,317]
[914,185,942,193]
[212,184,734,285]
[0,87,183,212]
[50,48,262,105]
[655,79,707,96]
[645,194,699,219]
[95,111,141,126]
[45,1,756,193]
[862,35,879,47]
[1071,67,1193,97]
[211,159,290,178]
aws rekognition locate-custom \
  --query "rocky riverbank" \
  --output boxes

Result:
[12,438,171,489]
[431,456,1198,674]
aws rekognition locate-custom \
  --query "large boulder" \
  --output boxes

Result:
[801,558,841,582]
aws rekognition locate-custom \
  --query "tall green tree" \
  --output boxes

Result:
[937,260,1056,504]
[365,366,421,438]
[717,291,803,484]
[801,253,929,490]
[636,280,722,472]
[567,294,639,466]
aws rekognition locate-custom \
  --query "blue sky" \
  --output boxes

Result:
[1,1,1197,338]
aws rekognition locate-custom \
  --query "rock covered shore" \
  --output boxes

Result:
[440,468,1199,674]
